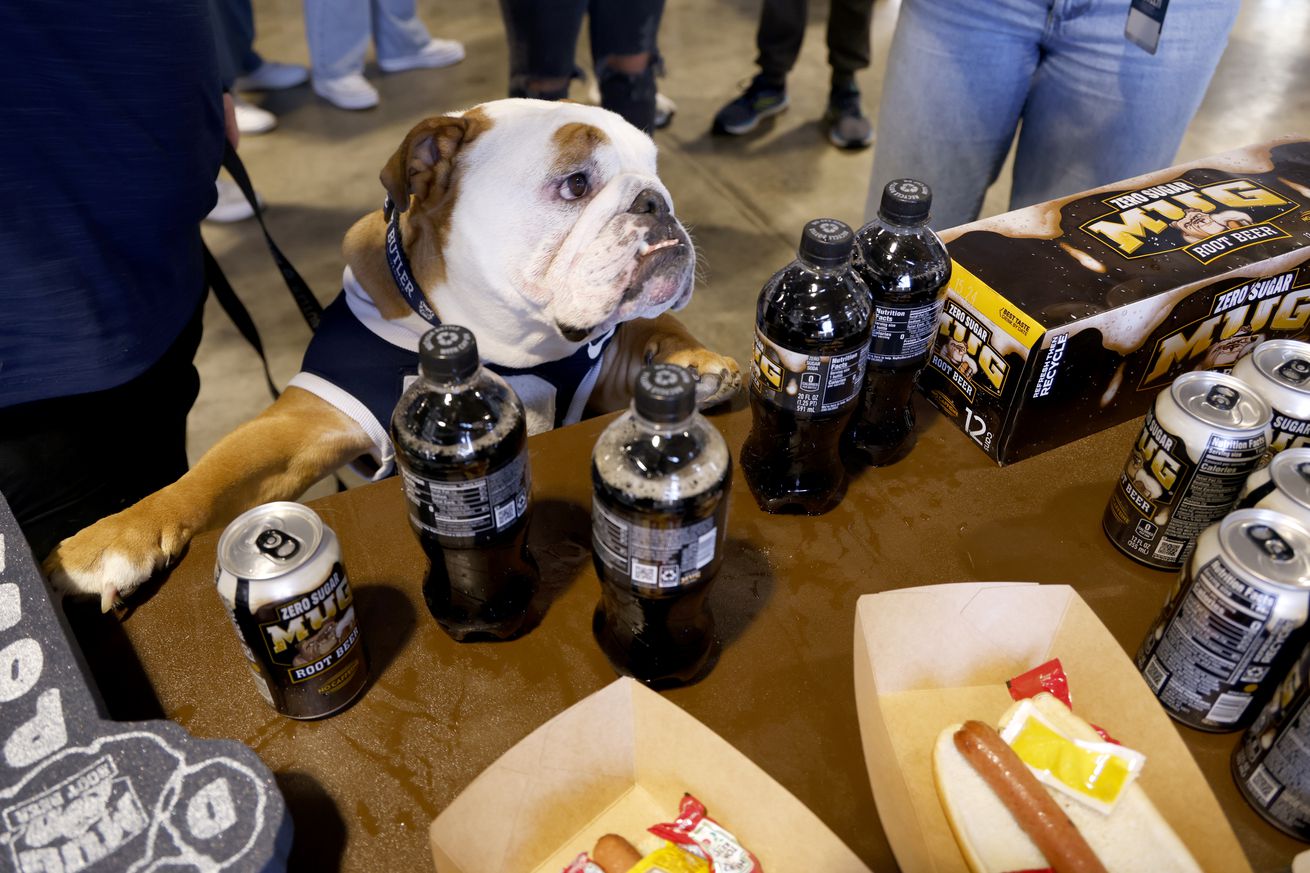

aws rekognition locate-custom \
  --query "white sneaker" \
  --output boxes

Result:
[312,73,379,110]
[377,38,465,73]
[233,95,277,134]
[654,92,676,129]
[206,179,264,224]
[234,60,309,92]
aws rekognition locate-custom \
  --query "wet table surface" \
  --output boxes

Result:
[71,403,1307,872]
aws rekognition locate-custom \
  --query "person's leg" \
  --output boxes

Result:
[589,0,665,132]
[755,0,807,85]
[207,0,248,88]
[822,0,874,149]
[304,0,370,81]
[371,0,435,62]
[0,298,204,561]
[826,0,872,90]
[867,0,1044,228]
[498,0,586,100]
[1010,0,1240,210]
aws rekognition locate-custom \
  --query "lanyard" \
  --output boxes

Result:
[383,196,440,325]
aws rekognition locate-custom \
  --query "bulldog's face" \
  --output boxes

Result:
[382,100,694,358]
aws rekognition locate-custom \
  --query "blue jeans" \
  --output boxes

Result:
[867,0,1240,230]
[303,0,432,80]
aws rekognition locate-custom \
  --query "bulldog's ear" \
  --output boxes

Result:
[380,115,472,213]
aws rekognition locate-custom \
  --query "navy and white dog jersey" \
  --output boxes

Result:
[287,268,614,479]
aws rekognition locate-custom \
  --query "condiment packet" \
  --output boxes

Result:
[629,843,711,872]
[648,795,762,873]
[999,698,1146,814]
[562,853,604,873]
[1007,660,1120,744]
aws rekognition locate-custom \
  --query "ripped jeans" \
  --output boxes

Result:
[498,0,666,132]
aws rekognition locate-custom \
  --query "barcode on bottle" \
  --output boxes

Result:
[1143,657,1168,693]
[1246,764,1283,806]
[1206,691,1252,724]
[1154,538,1184,560]
[630,560,658,586]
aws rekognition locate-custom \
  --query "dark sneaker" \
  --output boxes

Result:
[824,88,874,150]
[713,75,789,135]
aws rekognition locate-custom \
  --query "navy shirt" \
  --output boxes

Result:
[292,277,615,478]
[0,2,224,408]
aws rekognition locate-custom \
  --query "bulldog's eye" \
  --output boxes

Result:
[559,172,590,201]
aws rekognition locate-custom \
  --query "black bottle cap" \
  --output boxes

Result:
[635,363,696,423]
[878,179,933,225]
[798,218,855,268]
[419,325,479,382]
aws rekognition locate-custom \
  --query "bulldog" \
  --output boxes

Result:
[45,98,741,610]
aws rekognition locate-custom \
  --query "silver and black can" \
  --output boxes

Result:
[1238,447,1310,529]
[1103,370,1270,570]
[1136,508,1310,732]
[216,501,369,719]
[1231,339,1310,461]
[1233,641,1310,839]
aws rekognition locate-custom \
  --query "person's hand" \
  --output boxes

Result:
[223,92,239,150]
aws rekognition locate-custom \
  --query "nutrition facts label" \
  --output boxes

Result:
[1137,557,1302,727]
[401,451,529,543]
[751,329,865,416]
[592,501,717,589]
[868,300,944,366]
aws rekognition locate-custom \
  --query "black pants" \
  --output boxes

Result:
[756,0,874,87]
[498,0,666,131]
[0,299,204,560]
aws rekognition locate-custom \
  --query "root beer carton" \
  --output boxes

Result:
[920,138,1310,464]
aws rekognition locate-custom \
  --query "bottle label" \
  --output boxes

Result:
[750,327,866,415]
[400,450,530,544]
[868,299,945,366]
[592,501,717,589]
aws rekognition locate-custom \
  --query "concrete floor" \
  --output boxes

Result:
[200,0,1310,499]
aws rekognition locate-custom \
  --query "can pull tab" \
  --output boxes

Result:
[1249,524,1296,562]
[1205,384,1239,411]
[1278,358,1310,385]
[254,527,302,561]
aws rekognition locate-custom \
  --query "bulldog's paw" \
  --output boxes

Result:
[43,501,191,613]
[653,345,743,408]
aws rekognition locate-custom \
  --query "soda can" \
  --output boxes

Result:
[1238,447,1310,528]
[1231,339,1310,460]
[216,502,369,719]
[1103,370,1270,570]
[1233,641,1310,840]
[1136,508,1310,732]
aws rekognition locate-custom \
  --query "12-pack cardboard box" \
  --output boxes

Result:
[921,137,1310,464]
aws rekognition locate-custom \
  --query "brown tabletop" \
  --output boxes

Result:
[70,402,1308,872]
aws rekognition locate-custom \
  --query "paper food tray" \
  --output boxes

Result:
[430,677,871,872]
[852,581,1251,873]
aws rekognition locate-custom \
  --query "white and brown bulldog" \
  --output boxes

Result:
[45,98,741,610]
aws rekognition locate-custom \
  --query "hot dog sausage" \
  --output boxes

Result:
[954,720,1109,873]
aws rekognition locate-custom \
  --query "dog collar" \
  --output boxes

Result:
[383,196,440,326]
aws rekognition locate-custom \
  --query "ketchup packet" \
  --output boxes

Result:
[1006,659,1072,708]
[648,795,762,873]
[1006,659,1119,744]
[562,853,603,873]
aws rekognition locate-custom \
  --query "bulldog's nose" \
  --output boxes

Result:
[628,188,669,217]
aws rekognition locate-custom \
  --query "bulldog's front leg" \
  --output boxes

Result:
[591,312,742,413]
[44,389,373,612]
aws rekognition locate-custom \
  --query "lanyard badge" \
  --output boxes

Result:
[1125,0,1170,54]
